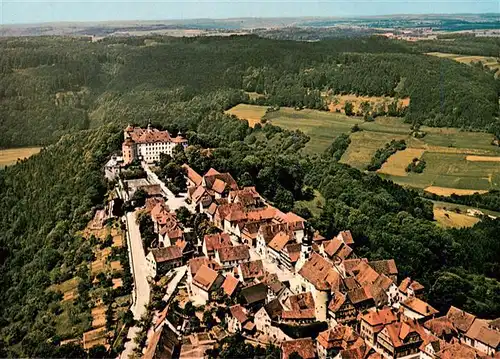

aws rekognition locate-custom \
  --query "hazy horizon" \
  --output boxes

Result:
[2,0,499,25]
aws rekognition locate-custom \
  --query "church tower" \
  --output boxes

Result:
[296,223,314,271]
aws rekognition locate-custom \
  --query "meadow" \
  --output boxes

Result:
[0,147,42,168]
[427,52,500,77]
[226,104,500,193]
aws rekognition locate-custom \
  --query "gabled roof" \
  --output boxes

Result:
[204,233,232,252]
[217,245,250,262]
[281,338,316,359]
[382,322,422,348]
[401,297,438,317]
[360,308,397,329]
[166,228,183,240]
[424,316,458,337]
[284,243,301,263]
[182,164,202,186]
[465,318,500,348]
[241,283,268,305]
[369,259,398,277]
[317,325,360,350]
[446,306,476,333]
[263,299,284,320]
[337,230,355,245]
[298,252,341,291]
[353,261,380,285]
[282,292,316,320]
[188,257,220,277]
[239,260,265,280]
[435,342,484,359]
[230,305,249,324]
[372,273,394,292]
[347,286,374,306]
[205,168,220,176]
[268,231,293,252]
[324,238,353,259]
[150,246,183,263]
[329,291,348,312]
[398,277,424,293]
[193,264,220,292]
[221,274,239,297]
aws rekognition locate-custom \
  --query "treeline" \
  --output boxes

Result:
[367,139,407,171]
[0,125,122,357]
[423,190,500,214]
[1,35,498,147]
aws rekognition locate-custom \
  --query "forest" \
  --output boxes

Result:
[0,34,500,357]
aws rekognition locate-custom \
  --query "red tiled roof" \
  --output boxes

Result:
[230,305,248,324]
[193,264,220,291]
[446,306,476,333]
[188,257,220,277]
[353,261,380,285]
[347,286,374,305]
[182,164,202,186]
[205,168,220,176]
[281,338,316,359]
[317,325,360,350]
[150,246,182,263]
[361,308,397,329]
[299,253,341,291]
[328,291,347,312]
[337,230,355,245]
[239,260,265,280]
[424,316,458,337]
[222,274,239,297]
[204,233,232,252]
[217,245,250,262]
[369,259,398,277]
[465,319,500,348]
[401,297,438,317]
[285,243,301,263]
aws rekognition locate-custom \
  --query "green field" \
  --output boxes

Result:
[227,104,500,192]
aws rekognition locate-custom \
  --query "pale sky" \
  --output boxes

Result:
[1,0,499,25]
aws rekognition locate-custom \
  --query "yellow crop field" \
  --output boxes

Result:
[466,155,500,162]
[433,207,480,228]
[424,186,488,196]
[225,104,268,127]
[0,147,42,168]
[378,148,426,177]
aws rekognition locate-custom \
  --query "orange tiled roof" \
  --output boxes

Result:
[222,274,239,297]
[268,231,293,252]
[328,291,347,312]
[361,308,397,329]
[204,233,232,252]
[369,259,398,277]
[337,230,355,245]
[353,261,380,285]
[193,264,220,291]
[299,253,341,291]
[281,338,316,359]
[317,325,360,350]
[424,316,459,337]
[446,306,476,333]
[182,164,202,186]
[465,319,500,348]
[401,297,438,317]
[188,257,220,277]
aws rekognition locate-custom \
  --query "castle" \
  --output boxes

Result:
[122,124,188,164]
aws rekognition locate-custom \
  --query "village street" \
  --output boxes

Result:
[120,210,151,358]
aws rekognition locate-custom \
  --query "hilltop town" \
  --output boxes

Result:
[97,125,500,359]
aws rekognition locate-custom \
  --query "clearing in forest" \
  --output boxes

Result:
[225,104,268,127]
[433,207,480,228]
[426,52,500,77]
[0,147,42,168]
[378,148,426,177]
[325,93,410,115]
[228,104,500,194]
